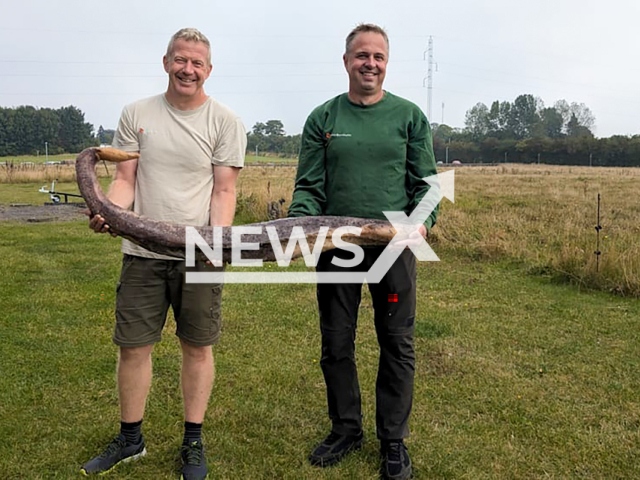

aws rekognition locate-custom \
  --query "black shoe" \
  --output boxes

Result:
[181,440,208,480]
[80,434,146,475]
[381,440,412,480]
[308,431,363,467]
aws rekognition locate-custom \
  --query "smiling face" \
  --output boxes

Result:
[343,31,388,105]
[163,38,213,110]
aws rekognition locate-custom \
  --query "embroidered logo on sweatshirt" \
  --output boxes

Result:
[325,132,352,138]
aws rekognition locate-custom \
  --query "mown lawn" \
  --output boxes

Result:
[0,221,638,479]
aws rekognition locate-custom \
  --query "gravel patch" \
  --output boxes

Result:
[0,203,87,223]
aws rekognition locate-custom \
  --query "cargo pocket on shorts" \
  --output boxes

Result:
[210,283,223,338]
[115,255,135,310]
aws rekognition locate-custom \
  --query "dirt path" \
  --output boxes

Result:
[0,204,87,223]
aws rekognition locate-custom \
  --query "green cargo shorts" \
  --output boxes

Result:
[114,254,224,348]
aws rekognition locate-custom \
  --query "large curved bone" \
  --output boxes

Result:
[76,148,397,262]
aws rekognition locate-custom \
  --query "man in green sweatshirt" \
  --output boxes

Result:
[288,23,439,480]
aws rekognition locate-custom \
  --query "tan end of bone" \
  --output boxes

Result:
[95,147,140,163]
[360,224,397,243]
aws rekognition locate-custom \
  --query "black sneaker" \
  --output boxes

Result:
[181,440,208,480]
[80,434,146,475]
[380,440,412,480]
[308,431,363,467]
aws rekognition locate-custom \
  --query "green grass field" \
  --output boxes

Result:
[0,179,111,206]
[0,153,76,165]
[1,220,639,479]
[2,164,640,478]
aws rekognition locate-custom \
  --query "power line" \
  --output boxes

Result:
[432,34,627,71]
[429,86,640,122]
[0,25,429,39]
[0,58,422,65]
[0,70,425,78]
[0,84,426,96]
[438,61,639,97]
[436,70,640,106]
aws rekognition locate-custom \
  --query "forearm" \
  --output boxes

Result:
[210,189,236,226]
[87,172,135,234]
[106,178,136,210]
[288,185,325,217]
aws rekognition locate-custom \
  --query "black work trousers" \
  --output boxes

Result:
[316,247,416,440]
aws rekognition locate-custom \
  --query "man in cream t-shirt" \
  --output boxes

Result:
[81,28,245,480]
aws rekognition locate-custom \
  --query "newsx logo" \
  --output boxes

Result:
[185,171,454,284]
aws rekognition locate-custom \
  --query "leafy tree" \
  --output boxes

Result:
[554,100,595,136]
[282,134,301,157]
[0,104,96,156]
[13,106,39,153]
[0,108,18,156]
[464,103,489,141]
[569,102,595,133]
[433,123,454,140]
[553,100,572,129]
[539,107,564,138]
[566,113,594,138]
[264,120,285,137]
[58,105,94,152]
[486,101,501,137]
[246,120,300,157]
[511,94,541,139]
[497,139,517,161]
[97,125,115,145]
[252,122,267,136]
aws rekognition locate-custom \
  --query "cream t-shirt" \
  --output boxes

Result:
[112,94,246,259]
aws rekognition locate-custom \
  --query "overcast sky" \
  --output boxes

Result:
[1,0,638,138]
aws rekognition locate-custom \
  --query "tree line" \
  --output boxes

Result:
[3,101,639,167]
[433,94,640,166]
[248,96,639,167]
[245,119,301,157]
[0,105,103,156]
[0,105,299,159]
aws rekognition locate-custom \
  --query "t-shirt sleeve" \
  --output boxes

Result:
[111,106,139,153]
[212,116,246,168]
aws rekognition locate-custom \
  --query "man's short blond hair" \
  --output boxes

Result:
[166,28,211,65]
[345,23,389,54]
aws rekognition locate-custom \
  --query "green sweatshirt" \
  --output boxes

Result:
[288,92,439,230]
